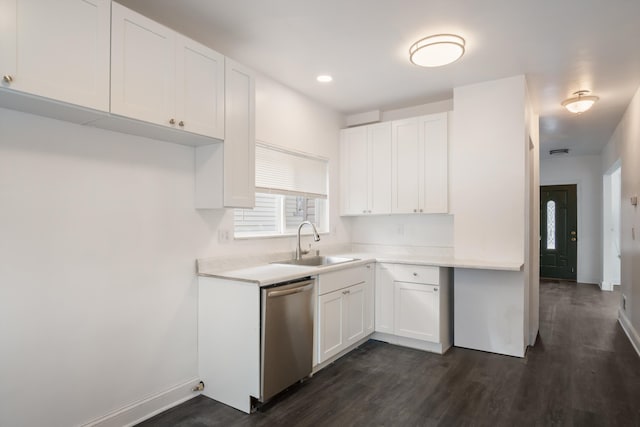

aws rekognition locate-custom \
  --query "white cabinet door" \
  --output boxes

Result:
[340,126,368,215]
[344,283,365,346]
[392,118,420,213]
[368,122,392,214]
[223,58,255,208]
[375,263,395,334]
[394,282,440,342]
[175,35,225,139]
[1,0,110,111]
[318,289,345,363]
[419,113,448,213]
[363,263,375,335]
[111,2,175,126]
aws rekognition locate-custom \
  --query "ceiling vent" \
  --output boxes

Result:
[549,148,569,155]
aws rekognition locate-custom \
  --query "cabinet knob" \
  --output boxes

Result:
[419,209,423,213]
[413,209,417,213]
[179,120,185,127]
[169,118,176,125]
[413,272,418,276]
[362,210,366,214]
[3,75,13,84]
[366,264,371,269]
[342,289,350,295]
[433,288,439,292]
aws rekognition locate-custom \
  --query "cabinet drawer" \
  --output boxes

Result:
[318,265,368,295]
[393,264,439,285]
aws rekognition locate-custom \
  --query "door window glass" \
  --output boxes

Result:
[547,200,556,250]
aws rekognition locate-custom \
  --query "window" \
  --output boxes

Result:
[234,143,329,238]
[546,200,556,250]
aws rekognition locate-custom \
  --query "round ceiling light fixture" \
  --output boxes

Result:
[561,90,599,114]
[409,34,465,67]
[316,75,333,83]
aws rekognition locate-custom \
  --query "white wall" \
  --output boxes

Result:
[0,72,346,426]
[601,84,640,352]
[349,214,453,252]
[603,164,622,290]
[540,155,603,284]
[0,109,204,427]
[199,73,349,259]
[451,75,527,263]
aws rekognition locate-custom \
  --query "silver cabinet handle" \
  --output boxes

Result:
[3,75,13,83]
[169,118,176,125]
[342,289,350,295]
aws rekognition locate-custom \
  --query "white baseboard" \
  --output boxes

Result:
[600,281,613,291]
[371,332,449,354]
[618,309,640,358]
[82,377,201,427]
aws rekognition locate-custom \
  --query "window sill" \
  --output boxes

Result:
[233,231,330,241]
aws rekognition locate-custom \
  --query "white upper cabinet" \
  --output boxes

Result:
[392,113,448,214]
[340,122,392,215]
[175,35,225,140]
[340,126,368,215]
[368,123,393,214]
[391,118,421,213]
[223,58,255,208]
[0,0,110,111]
[419,113,448,213]
[111,2,225,139]
[111,3,174,127]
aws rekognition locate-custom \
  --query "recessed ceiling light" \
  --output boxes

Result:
[409,34,465,67]
[317,75,333,83]
[561,90,599,114]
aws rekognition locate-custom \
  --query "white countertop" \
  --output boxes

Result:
[197,252,523,286]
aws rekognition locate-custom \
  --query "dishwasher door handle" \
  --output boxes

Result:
[267,283,314,298]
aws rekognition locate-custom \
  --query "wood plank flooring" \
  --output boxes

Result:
[138,280,640,426]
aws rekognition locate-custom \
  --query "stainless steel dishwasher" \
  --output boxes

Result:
[260,276,314,402]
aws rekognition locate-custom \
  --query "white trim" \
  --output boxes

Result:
[600,281,614,291]
[82,377,201,427]
[618,309,640,358]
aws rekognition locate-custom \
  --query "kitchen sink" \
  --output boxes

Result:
[272,255,359,267]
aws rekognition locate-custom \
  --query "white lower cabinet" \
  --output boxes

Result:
[374,263,451,354]
[317,263,374,365]
[394,282,439,342]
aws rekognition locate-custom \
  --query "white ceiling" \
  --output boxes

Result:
[118,0,640,159]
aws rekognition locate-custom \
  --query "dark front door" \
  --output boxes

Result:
[540,185,577,280]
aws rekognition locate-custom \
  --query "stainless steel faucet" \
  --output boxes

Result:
[296,221,321,260]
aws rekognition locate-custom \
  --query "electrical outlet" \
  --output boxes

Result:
[217,229,231,243]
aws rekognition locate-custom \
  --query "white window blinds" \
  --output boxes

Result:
[255,143,328,199]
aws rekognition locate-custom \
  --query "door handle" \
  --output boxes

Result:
[571,237,577,242]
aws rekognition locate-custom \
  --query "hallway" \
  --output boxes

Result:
[140,280,640,426]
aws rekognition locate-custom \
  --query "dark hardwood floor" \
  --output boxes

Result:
[138,280,640,426]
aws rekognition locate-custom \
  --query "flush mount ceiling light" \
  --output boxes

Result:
[561,90,599,114]
[316,75,333,83]
[409,34,465,67]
